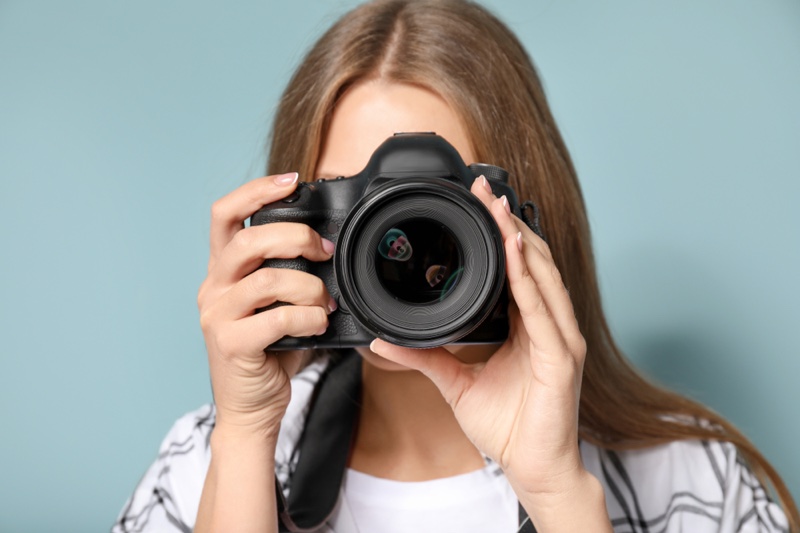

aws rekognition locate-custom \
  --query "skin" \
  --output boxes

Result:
[195,80,612,532]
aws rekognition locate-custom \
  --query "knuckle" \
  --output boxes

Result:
[573,336,588,361]
[210,199,227,222]
[250,268,276,294]
[563,358,579,382]
[516,266,534,285]
[533,295,549,316]
[540,241,554,260]
[577,333,587,353]
[199,309,215,332]
[549,264,563,286]
[269,306,292,332]
[231,226,255,249]
[298,224,318,248]
[197,278,218,307]
[214,327,240,360]
[196,281,208,310]
[313,276,328,299]
[520,295,549,320]
[569,356,583,385]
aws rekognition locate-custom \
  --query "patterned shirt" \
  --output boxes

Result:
[113,353,789,532]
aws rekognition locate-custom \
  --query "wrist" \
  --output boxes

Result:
[514,470,612,533]
[200,421,281,533]
[213,404,285,441]
[211,420,282,454]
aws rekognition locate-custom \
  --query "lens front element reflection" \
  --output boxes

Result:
[376,220,462,304]
[378,228,413,261]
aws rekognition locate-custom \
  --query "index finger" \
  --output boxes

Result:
[208,172,299,271]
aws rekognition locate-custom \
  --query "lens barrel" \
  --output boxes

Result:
[334,178,506,347]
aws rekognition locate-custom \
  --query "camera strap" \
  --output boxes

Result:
[520,201,546,242]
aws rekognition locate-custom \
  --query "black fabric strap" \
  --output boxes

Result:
[278,352,362,532]
[520,200,545,242]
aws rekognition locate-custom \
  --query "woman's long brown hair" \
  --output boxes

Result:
[265,0,798,528]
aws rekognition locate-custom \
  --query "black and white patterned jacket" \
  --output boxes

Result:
[113,351,789,532]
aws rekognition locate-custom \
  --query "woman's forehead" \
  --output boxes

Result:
[316,80,475,178]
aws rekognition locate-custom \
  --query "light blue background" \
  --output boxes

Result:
[1,1,798,531]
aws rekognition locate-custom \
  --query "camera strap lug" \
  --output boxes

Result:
[520,201,546,242]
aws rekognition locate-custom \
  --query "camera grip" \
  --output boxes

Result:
[251,208,359,351]
[256,256,340,351]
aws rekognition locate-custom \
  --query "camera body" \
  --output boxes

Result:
[251,133,527,350]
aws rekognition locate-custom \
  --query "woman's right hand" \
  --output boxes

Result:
[197,172,336,440]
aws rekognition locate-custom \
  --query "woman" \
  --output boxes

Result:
[114,1,798,531]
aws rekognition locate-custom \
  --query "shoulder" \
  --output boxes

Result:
[112,404,215,532]
[113,356,332,532]
[581,438,790,532]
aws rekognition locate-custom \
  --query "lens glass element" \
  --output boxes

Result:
[375,219,463,304]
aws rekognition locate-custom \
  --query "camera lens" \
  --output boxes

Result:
[375,220,463,304]
[335,178,505,347]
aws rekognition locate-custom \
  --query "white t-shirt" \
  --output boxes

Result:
[339,464,519,533]
[113,355,791,532]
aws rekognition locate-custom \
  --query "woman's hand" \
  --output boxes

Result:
[370,177,610,531]
[197,172,336,440]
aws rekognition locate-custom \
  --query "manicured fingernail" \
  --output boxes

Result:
[327,297,338,314]
[274,172,299,186]
[369,339,379,352]
[321,238,335,255]
[501,195,510,213]
[516,232,523,251]
[481,175,493,194]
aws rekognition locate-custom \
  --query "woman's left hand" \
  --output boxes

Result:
[369,177,592,502]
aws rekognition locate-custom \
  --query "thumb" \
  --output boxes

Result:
[369,339,470,407]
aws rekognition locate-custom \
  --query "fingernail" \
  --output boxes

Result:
[327,297,338,314]
[516,232,523,251]
[274,172,299,186]
[501,195,510,214]
[321,238,335,255]
[481,175,493,194]
[369,339,379,352]
[315,324,328,336]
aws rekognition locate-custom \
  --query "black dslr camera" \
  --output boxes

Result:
[251,133,538,350]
